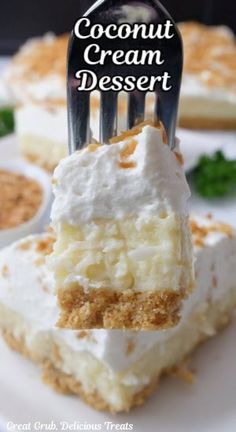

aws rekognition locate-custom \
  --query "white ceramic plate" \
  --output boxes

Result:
[0,133,236,432]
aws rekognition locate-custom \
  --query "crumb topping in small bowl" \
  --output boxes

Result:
[0,169,43,230]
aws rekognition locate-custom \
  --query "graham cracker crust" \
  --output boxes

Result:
[179,116,236,130]
[57,286,182,330]
[3,329,31,357]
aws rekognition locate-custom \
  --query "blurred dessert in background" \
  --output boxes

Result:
[179,22,236,129]
[5,33,68,170]
[4,33,102,170]
[0,215,235,412]
[49,123,193,330]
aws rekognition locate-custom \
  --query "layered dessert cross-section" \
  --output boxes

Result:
[0,215,235,412]
[4,33,69,171]
[3,34,106,171]
[49,123,194,330]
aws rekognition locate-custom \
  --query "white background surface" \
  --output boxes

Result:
[0,59,236,432]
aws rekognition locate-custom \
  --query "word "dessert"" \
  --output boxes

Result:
[76,70,171,92]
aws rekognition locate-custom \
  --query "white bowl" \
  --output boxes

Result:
[0,160,52,248]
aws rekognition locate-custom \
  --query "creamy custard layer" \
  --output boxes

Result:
[52,215,192,294]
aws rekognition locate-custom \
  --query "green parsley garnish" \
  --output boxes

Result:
[192,150,236,198]
[0,108,14,138]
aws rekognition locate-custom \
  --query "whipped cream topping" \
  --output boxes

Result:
[16,103,68,143]
[0,216,235,372]
[5,72,66,104]
[181,74,236,105]
[5,33,67,103]
[0,235,57,334]
[51,125,190,225]
[191,214,234,247]
[19,76,66,103]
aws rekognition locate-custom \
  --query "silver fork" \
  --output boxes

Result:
[67,0,183,152]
